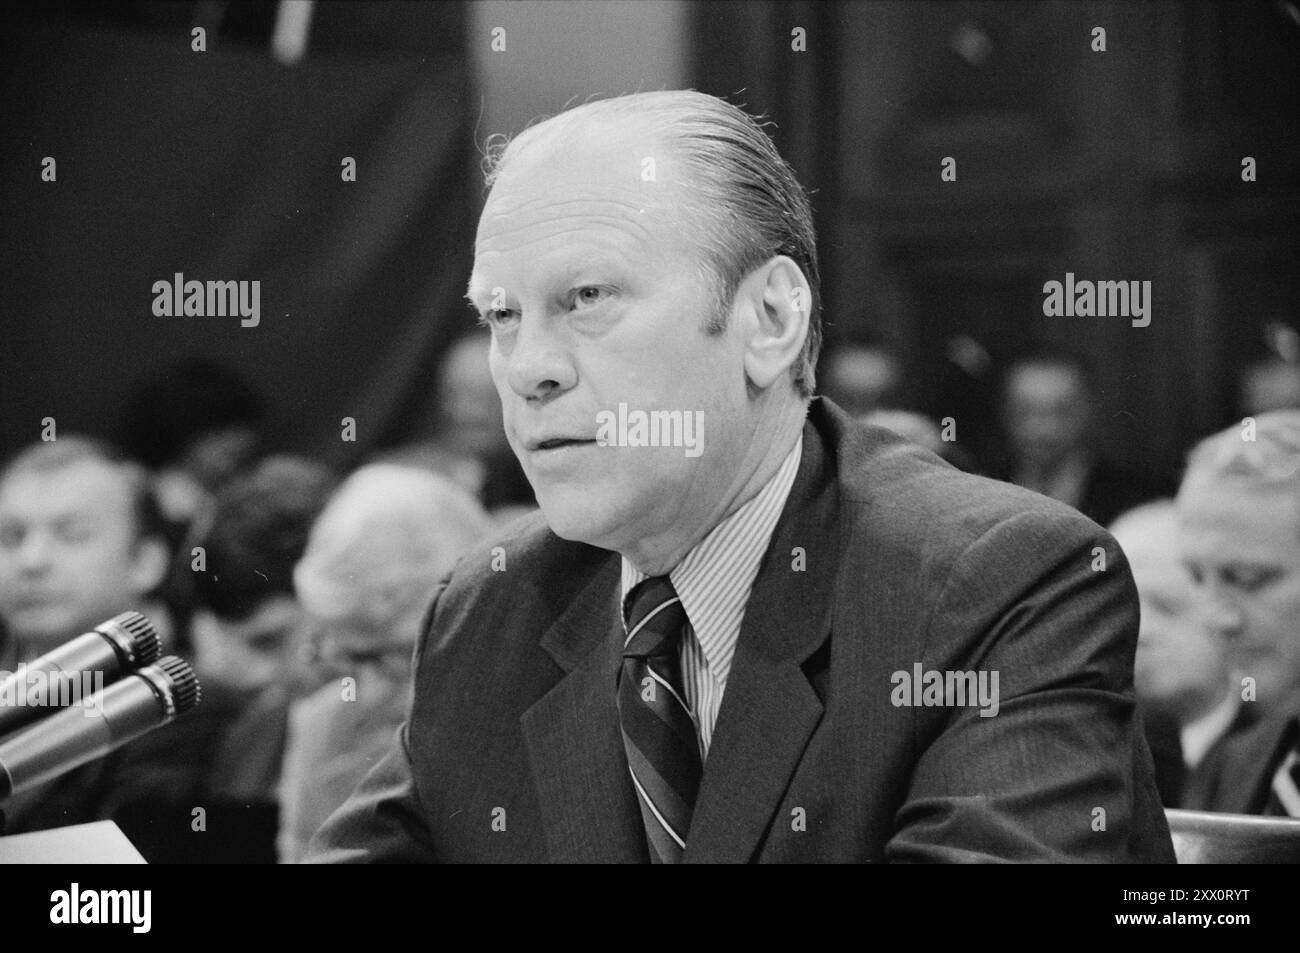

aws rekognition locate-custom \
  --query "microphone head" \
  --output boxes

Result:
[152,655,201,716]
[95,611,161,668]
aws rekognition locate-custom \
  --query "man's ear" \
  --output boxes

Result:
[741,255,811,391]
[129,535,171,596]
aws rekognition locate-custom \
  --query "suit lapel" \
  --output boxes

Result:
[1234,713,1300,814]
[684,416,844,862]
[520,558,648,863]
[682,649,826,862]
[519,403,849,864]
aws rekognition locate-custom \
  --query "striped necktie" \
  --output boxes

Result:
[618,576,702,863]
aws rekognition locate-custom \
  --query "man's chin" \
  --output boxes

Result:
[534,493,628,550]
[540,509,614,547]
[4,609,81,647]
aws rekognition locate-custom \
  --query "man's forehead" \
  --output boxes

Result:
[1010,365,1083,396]
[477,125,680,222]
[466,128,701,304]
[475,172,671,246]
[504,114,667,182]
[0,461,131,514]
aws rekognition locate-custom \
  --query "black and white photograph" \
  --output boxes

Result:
[0,0,1297,923]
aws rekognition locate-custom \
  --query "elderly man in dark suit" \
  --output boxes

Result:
[306,90,1173,863]
[1174,410,1300,816]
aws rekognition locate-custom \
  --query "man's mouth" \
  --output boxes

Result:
[10,592,58,610]
[531,437,596,451]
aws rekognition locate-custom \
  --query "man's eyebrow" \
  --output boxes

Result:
[560,256,625,279]
[1227,561,1283,574]
[464,258,627,309]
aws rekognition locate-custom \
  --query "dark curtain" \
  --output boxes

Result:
[0,4,475,468]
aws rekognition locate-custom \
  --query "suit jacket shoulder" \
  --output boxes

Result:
[800,401,1171,861]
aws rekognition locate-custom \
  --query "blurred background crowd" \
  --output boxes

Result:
[0,1,1297,860]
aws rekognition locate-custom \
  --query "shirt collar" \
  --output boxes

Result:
[621,434,803,683]
[1180,687,1241,769]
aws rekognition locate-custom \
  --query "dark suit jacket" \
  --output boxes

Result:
[1141,706,1187,807]
[306,398,1174,863]
[1143,701,1259,808]
[1187,691,1300,815]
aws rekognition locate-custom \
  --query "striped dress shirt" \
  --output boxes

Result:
[620,434,803,761]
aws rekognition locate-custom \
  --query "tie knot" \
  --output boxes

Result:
[623,576,686,659]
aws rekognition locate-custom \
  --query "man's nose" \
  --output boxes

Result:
[14,530,55,573]
[505,314,577,403]
[1197,586,1245,639]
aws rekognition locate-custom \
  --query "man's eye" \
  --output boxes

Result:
[246,630,288,653]
[54,522,96,543]
[571,286,610,309]
[479,309,518,329]
[1226,567,1278,592]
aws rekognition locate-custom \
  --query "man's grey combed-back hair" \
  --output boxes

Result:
[1183,410,1300,533]
[481,90,823,398]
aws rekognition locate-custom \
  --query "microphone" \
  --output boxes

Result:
[0,656,200,799]
[0,612,161,738]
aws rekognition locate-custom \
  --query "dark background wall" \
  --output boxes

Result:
[695,0,1300,473]
[1,0,1297,475]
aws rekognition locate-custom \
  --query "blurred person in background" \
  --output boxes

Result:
[1240,356,1300,417]
[435,331,536,519]
[1177,411,1300,815]
[108,454,335,862]
[1109,500,1252,807]
[0,436,172,833]
[1179,411,1300,714]
[278,463,492,863]
[185,454,335,700]
[398,332,536,524]
[0,438,171,663]
[819,343,902,418]
[999,351,1163,527]
[436,331,512,464]
[117,358,269,656]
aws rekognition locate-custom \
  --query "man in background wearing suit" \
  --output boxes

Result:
[999,352,1167,528]
[1176,411,1300,815]
[1110,501,1254,807]
[306,90,1173,863]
